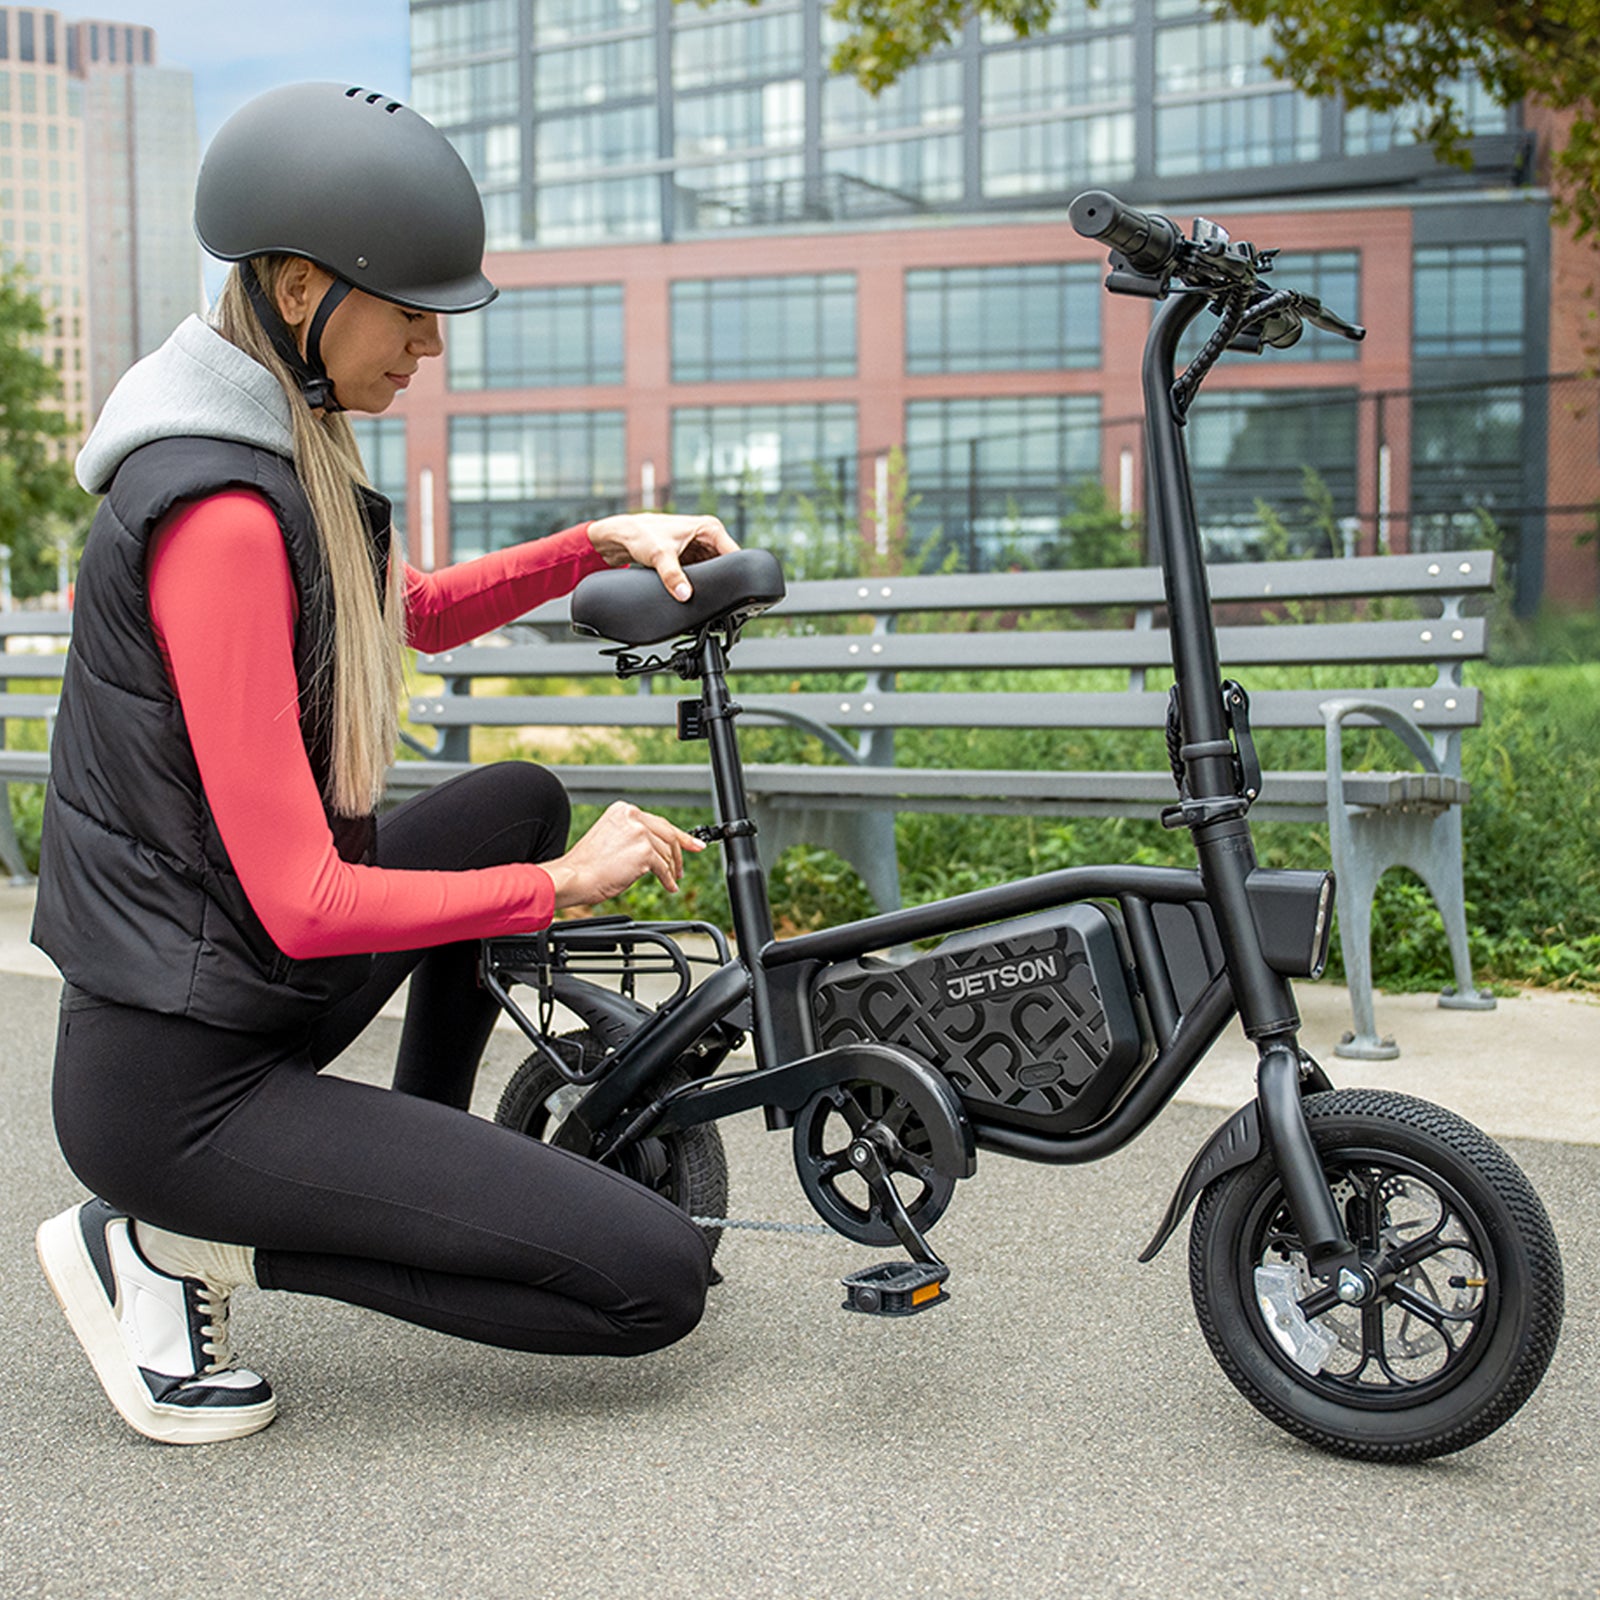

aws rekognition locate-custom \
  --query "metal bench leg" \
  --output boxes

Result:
[1416,807,1496,1014]
[1,785,32,885]
[752,802,902,914]
[1330,838,1398,1061]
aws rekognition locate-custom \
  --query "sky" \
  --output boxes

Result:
[104,2,411,295]
[117,1,412,151]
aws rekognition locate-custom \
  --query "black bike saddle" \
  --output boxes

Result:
[570,548,787,648]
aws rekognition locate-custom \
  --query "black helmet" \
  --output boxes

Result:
[195,82,497,314]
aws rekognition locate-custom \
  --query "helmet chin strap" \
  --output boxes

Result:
[243,262,353,413]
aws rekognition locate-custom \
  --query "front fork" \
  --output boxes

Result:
[1194,813,1363,1292]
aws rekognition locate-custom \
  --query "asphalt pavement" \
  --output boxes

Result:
[2,880,1596,1600]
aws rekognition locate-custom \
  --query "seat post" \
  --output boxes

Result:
[698,633,778,1064]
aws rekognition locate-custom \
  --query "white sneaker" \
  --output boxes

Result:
[36,1198,276,1444]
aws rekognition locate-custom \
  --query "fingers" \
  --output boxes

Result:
[657,556,692,603]
[656,516,736,601]
[551,802,705,906]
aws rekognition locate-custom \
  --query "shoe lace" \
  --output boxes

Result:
[191,1281,238,1374]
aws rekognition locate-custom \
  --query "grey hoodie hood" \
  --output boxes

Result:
[76,315,295,495]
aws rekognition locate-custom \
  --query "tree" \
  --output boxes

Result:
[0,267,93,600]
[814,0,1600,238]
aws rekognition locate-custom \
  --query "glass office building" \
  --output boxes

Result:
[398,0,1588,608]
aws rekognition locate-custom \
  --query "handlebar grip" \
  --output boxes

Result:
[1068,190,1182,276]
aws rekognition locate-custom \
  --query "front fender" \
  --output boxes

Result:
[1139,1101,1261,1263]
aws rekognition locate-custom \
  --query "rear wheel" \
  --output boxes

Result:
[1189,1089,1563,1461]
[495,1030,729,1263]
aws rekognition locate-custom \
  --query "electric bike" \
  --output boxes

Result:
[479,191,1565,1461]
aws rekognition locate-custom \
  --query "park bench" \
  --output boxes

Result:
[1,550,1495,1058]
[0,610,69,886]
[395,547,1498,1061]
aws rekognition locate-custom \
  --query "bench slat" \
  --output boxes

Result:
[0,751,50,781]
[0,655,68,681]
[499,550,1494,628]
[384,757,1465,815]
[418,616,1486,681]
[0,694,62,717]
[409,685,1483,733]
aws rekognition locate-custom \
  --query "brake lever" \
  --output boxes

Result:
[1296,293,1367,342]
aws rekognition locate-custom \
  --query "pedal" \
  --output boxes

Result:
[841,1259,950,1317]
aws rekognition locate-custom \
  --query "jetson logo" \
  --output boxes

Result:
[944,952,1060,1002]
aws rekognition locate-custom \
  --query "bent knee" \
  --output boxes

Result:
[613,1221,713,1355]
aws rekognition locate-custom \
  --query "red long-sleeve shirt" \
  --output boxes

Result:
[146,489,608,960]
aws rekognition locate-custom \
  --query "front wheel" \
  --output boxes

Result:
[1189,1089,1564,1461]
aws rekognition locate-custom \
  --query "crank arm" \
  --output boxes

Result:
[846,1134,945,1269]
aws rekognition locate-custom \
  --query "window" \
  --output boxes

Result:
[824,133,964,205]
[983,112,1134,196]
[671,10,804,90]
[411,58,519,124]
[1154,19,1275,95]
[671,403,857,496]
[672,151,806,231]
[535,36,655,108]
[981,0,1133,38]
[1345,75,1510,155]
[537,174,660,243]
[906,395,1101,567]
[677,82,804,158]
[824,59,963,138]
[533,0,651,43]
[670,402,858,565]
[538,103,658,175]
[1410,387,1525,552]
[448,124,521,187]
[1155,93,1319,175]
[1183,388,1359,559]
[448,412,627,559]
[906,263,1101,373]
[412,0,519,68]
[1413,244,1525,360]
[349,418,408,537]
[449,285,624,389]
[672,274,855,381]
[983,34,1134,116]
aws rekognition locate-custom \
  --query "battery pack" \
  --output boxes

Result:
[810,904,1149,1134]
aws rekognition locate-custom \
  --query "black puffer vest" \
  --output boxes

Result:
[32,437,392,1032]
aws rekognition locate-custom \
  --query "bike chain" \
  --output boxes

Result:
[692,1214,834,1238]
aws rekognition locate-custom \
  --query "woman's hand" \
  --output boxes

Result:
[541,801,705,909]
[587,513,738,602]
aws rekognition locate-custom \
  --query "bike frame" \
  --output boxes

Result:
[501,288,1366,1288]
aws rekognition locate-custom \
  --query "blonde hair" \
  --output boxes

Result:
[213,257,407,817]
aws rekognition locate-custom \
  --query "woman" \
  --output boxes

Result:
[32,83,734,1445]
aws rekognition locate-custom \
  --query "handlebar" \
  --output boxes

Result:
[1069,188,1366,346]
[1067,190,1182,278]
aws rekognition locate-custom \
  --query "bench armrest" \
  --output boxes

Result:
[1320,698,1448,835]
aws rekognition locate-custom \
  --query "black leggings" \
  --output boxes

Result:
[50,763,711,1357]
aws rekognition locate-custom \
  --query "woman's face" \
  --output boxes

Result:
[275,260,444,414]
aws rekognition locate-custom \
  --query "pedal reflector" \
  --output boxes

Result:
[841,1260,950,1317]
